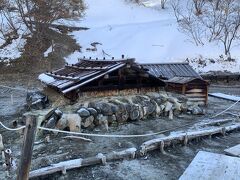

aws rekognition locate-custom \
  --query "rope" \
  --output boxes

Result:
[0,119,202,137]
[38,122,199,138]
[210,99,240,119]
[0,122,26,131]
[0,85,37,94]
[0,98,239,137]
[0,85,29,92]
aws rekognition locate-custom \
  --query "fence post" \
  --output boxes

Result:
[11,94,13,105]
[17,115,37,180]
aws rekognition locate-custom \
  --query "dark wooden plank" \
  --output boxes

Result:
[17,115,37,180]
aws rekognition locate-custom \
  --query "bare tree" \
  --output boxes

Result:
[192,0,205,15]
[215,0,221,10]
[0,0,85,47]
[0,2,20,46]
[161,0,168,9]
[212,0,240,57]
[172,0,240,58]
[171,0,205,45]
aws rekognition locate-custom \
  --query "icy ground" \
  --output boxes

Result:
[55,0,240,73]
[1,84,239,179]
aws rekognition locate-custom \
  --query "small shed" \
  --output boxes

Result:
[142,63,209,105]
[39,58,166,100]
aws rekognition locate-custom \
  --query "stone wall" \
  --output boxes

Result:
[50,91,204,132]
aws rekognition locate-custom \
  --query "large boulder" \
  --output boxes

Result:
[87,108,98,117]
[164,101,173,112]
[131,96,156,117]
[146,92,168,105]
[129,104,140,121]
[56,113,81,132]
[81,115,94,128]
[189,105,205,115]
[26,91,49,110]
[151,100,162,117]
[95,114,109,131]
[88,101,102,113]
[89,101,116,116]
[77,108,90,117]
[109,99,129,123]
[107,115,117,125]
[44,108,63,129]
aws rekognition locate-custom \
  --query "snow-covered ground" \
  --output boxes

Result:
[0,36,26,63]
[59,0,240,73]
[1,0,239,73]
[0,11,28,63]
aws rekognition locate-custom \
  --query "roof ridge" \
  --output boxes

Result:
[141,62,189,65]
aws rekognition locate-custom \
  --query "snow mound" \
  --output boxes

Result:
[38,74,55,84]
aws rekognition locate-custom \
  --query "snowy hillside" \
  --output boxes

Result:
[0,12,28,63]
[0,0,239,73]
[57,0,240,73]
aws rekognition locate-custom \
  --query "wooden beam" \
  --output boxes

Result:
[205,86,209,105]
[140,123,240,155]
[17,115,37,180]
[182,84,186,94]
[29,148,136,178]
[66,65,106,71]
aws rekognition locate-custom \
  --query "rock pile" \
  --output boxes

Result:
[41,92,205,132]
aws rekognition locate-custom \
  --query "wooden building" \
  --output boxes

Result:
[39,58,166,100]
[142,63,209,105]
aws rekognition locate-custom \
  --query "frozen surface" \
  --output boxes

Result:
[179,151,240,180]
[224,144,240,157]
[209,93,240,102]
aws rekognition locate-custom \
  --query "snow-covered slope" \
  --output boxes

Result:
[0,14,27,63]
[1,0,239,73]
[58,0,240,73]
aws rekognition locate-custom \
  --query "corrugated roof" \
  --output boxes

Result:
[141,63,201,79]
[39,58,166,95]
[165,77,201,84]
[40,59,129,94]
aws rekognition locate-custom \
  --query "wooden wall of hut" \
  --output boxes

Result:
[80,87,163,98]
[166,79,208,105]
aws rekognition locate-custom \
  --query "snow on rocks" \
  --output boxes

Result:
[26,91,49,110]
[34,90,205,133]
[38,74,56,84]
[0,37,26,62]
[77,108,91,117]
[188,56,240,74]
[57,113,81,132]
[40,92,204,133]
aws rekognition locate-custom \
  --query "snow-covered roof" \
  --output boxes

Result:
[165,77,207,84]
[142,63,201,80]
[38,58,165,96]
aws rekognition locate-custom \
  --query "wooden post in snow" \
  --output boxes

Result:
[51,40,54,53]
[17,115,37,180]
[10,94,13,105]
